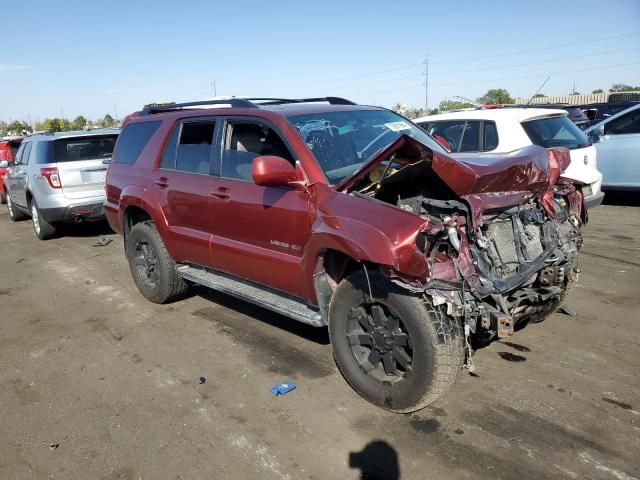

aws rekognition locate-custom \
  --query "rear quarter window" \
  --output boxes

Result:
[114,121,161,165]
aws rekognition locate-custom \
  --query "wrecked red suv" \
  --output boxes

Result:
[105,98,585,412]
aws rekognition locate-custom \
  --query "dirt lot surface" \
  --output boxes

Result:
[0,200,639,480]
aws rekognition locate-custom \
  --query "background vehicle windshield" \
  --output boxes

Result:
[288,109,444,184]
[521,116,589,150]
[54,135,117,163]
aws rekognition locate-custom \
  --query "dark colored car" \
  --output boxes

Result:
[579,101,640,125]
[105,97,585,412]
[0,137,23,204]
[522,104,590,129]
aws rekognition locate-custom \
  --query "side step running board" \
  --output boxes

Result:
[176,265,325,327]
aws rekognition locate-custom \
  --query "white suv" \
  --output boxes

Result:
[415,108,604,208]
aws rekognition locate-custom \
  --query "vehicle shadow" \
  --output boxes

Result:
[194,287,330,345]
[602,191,640,207]
[56,220,116,238]
[349,440,400,480]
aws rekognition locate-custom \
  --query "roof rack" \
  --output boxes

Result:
[140,96,357,115]
[141,98,258,115]
[247,97,357,106]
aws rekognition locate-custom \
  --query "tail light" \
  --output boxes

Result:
[40,167,62,189]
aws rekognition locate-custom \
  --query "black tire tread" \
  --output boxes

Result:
[127,220,189,303]
[31,200,56,240]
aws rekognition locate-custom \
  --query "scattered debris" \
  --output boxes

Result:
[93,236,113,247]
[558,304,577,316]
[271,381,296,396]
[199,376,206,384]
[49,443,59,450]
[16,258,25,263]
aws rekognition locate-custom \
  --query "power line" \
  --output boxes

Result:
[237,32,639,91]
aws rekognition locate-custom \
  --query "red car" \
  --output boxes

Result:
[105,98,585,412]
[0,137,23,204]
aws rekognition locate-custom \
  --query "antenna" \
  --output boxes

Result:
[422,54,429,111]
[454,95,482,107]
[527,76,551,105]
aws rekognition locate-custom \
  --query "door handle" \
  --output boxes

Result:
[211,187,230,200]
[154,177,169,188]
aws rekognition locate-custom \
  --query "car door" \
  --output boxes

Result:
[150,118,218,267]
[11,141,31,207]
[209,117,312,299]
[596,108,640,188]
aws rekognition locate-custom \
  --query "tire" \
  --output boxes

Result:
[30,199,56,240]
[328,269,465,413]
[6,191,27,222]
[126,220,189,303]
[0,191,6,205]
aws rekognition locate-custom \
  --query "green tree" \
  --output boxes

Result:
[42,118,65,132]
[569,91,580,96]
[71,115,87,130]
[476,88,514,105]
[533,93,546,98]
[592,88,605,94]
[610,84,639,92]
[7,120,26,134]
[101,114,115,128]
[438,99,474,111]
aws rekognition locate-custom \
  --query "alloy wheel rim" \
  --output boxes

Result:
[346,302,414,384]
[6,194,13,217]
[133,240,160,289]
[32,205,40,234]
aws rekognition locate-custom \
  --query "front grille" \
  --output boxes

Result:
[484,217,544,275]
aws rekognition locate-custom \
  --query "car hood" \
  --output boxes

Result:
[337,134,553,196]
[335,135,571,227]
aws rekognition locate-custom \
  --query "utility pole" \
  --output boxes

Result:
[114,104,118,121]
[422,55,429,112]
[211,80,217,97]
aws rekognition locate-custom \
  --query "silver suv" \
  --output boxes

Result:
[3,129,119,239]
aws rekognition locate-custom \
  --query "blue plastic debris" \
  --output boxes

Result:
[271,381,296,396]
[199,376,206,385]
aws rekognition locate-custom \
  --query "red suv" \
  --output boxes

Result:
[0,137,23,204]
[105,97,585,412]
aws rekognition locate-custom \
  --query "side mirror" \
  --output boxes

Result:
[589,124,605,143]
[0,160,8,168]
[252,155,298,187]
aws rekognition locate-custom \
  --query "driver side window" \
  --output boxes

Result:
[222,121,294,181]
[605,110,640,135]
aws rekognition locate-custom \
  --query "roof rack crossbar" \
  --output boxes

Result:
[246,97,357,106]
[141,98,259,115]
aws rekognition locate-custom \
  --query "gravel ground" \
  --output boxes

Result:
[0,198,638,480]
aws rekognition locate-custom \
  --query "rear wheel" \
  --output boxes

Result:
[6,191,26,222]
[328,270,465,413]
[31,200,56,240]
[0,191,6,204]
[126,220,189,303]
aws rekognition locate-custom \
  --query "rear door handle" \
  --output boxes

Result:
[154,177,169,188]
[211,187,230,200]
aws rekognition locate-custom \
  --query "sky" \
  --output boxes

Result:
[1,0,639,122]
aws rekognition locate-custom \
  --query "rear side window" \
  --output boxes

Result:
[160,120,216,174]
[54,135,118,162]
[114,121,160,165]
[521,116,589,150]
[483,121,499,151]
[426,121,465,152]
[459,121,481,152]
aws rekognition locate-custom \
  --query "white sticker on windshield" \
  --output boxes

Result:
[384,121,412,132]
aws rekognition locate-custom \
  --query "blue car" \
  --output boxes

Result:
[586,104,640,191]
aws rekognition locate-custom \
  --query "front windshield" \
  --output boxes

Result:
[288,109,444,184]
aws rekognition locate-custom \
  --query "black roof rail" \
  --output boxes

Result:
[141,98,258,115]
[248,97,357,106]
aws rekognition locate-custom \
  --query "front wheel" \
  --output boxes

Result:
[126,220,189,304]
[6,191,26,222]
[328,269,465,413]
